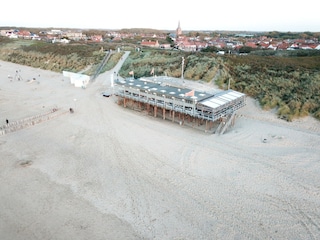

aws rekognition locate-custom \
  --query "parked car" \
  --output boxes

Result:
[102,91,112,97]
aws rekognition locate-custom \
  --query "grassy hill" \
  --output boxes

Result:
[221,55,320,121]
[0,37,122,73]
[119,49,222,81]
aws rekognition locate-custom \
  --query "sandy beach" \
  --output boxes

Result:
[0,58,320,239]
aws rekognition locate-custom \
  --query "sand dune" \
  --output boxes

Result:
[0,59,320,239]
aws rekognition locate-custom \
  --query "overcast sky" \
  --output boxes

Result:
[1,0,319,32]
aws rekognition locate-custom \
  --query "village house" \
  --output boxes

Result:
[245,41,258,49]
[160,43,171,49]
[276,42,290,50]
[0,29,18,38]
[89,35,103,42]
[141,39,160,48]
[17,30,31,39]
[64,31,84,41]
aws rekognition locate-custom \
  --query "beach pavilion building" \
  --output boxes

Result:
[63,71,90,88]
[114,77,246,134]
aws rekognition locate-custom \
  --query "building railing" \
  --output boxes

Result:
[116,87,246,122]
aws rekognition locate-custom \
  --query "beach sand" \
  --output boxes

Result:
[0,59,320,239]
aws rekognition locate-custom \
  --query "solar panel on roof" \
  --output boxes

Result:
[219,96,233,101]
[228,91,244,97]
[202,98,224,107]
[201,101,221,109]
[210,98,226,105]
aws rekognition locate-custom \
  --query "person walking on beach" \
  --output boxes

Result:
[6,119,9,125]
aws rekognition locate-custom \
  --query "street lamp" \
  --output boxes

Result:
[172,97,175,109]
[162,94,166,107]
[181,57,185,79]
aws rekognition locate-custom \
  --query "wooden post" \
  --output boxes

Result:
[232,114,236,126]
[172,111,175,122]
[124,98,126,108]
[163,108,165,120]
[154,106,157,117]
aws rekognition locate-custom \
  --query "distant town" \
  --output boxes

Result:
[1,22,320,53]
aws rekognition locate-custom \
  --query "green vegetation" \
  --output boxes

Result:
[219,55,320,121]
[119,49,221,82]
[0,37,119,73]
[265,31,320,40]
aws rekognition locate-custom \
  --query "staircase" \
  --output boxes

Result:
[216,112,237,135]
[91,51,113,81]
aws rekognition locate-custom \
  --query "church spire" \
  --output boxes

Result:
[176,20,182,36]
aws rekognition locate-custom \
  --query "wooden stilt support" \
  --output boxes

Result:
[172,111,175,122]
[147,104,150,114]
[231,114,236,126]
[154,106,157,117]
[124,98,126,108]
[163,108,165,120]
